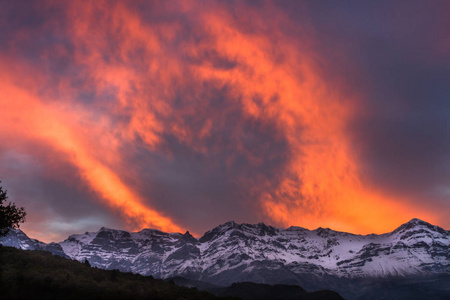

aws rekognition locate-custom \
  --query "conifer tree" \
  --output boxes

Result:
[0,181,26,236]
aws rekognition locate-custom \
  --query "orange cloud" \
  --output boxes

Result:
[1,0,443,238]
[60,1,442,233]
[169,1,438,233]
[0,66,184,234]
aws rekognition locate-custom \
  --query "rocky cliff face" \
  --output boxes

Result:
[2,218,449,288]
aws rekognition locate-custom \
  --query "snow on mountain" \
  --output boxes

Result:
[1,218,448,286]
[0,228,68,258]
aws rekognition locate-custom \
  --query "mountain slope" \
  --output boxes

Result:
[2,218,449,299]
[52,219,450,281]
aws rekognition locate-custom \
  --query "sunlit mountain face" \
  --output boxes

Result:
[1,1,449,243]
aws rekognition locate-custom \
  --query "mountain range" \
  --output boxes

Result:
[1,218,449,299]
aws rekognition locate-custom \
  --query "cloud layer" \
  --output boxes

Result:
[1,1,449,242]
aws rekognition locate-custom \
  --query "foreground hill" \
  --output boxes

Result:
[1,218,449,299]
[215,282,343,300]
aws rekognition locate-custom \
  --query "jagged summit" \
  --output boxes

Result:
[99,226,120,232]
[391,218,446,235]
[128,218,442,240]
[402,218,434,228]
[202,218,443,239]
[408,217,427,223]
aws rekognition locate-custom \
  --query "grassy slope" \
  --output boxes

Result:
[0,246,236,300]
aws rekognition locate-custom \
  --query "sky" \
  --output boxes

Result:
[1,0,449,243]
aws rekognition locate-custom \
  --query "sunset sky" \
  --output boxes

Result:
[1,0,449,243]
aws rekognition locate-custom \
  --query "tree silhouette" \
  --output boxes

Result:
[0,181,27,236]
[84,259,91,267]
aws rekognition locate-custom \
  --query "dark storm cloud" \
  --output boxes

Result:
[1,0,292,236]
[123,84,291,235]
[0,146,120,241]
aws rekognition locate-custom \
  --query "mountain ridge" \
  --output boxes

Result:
[1,218,449,299]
